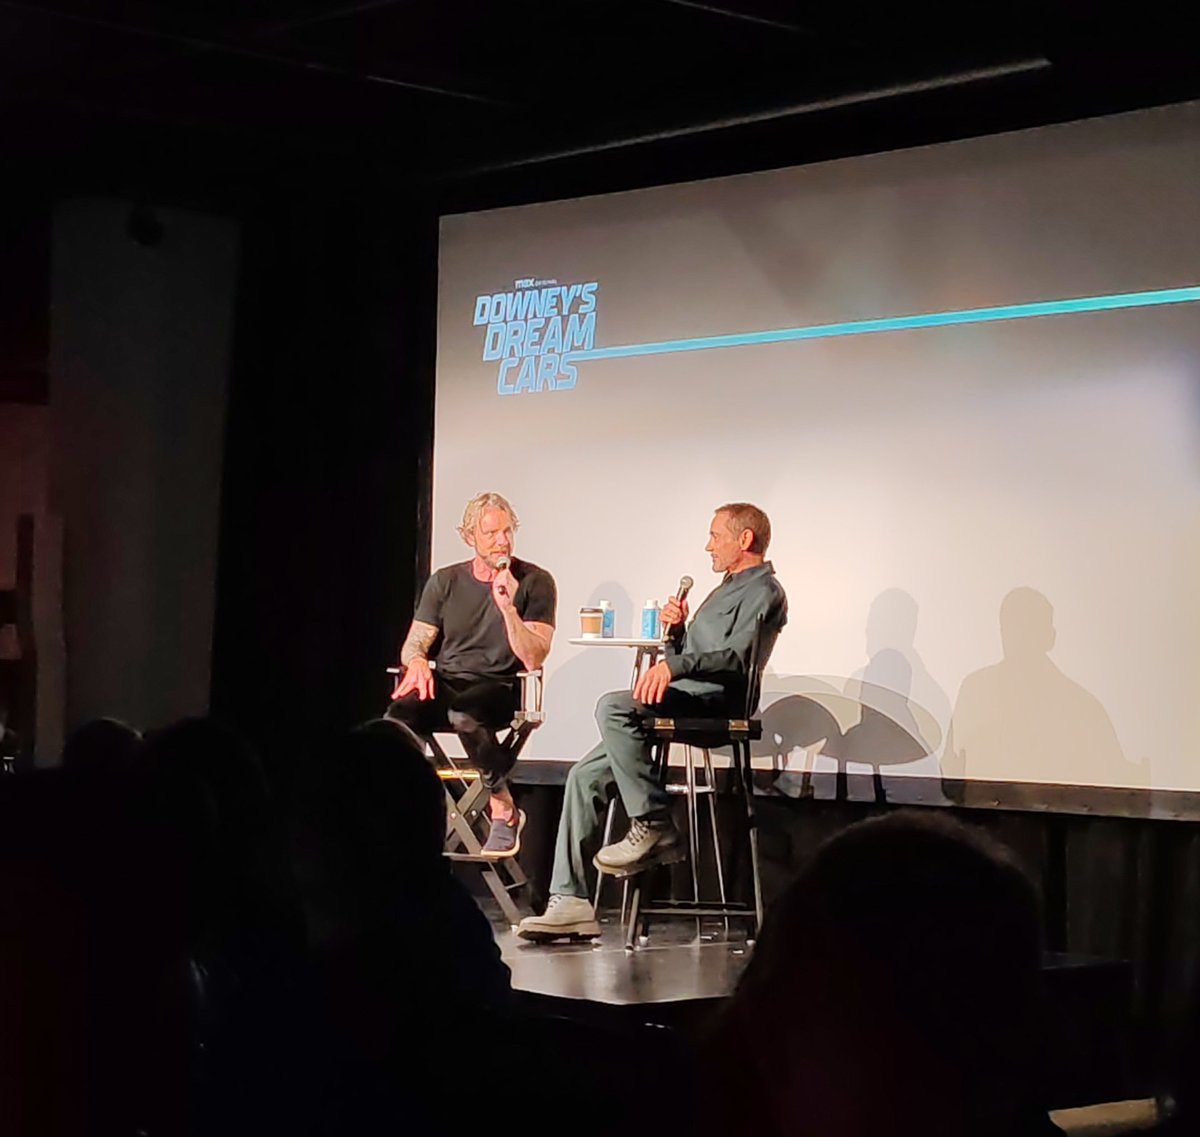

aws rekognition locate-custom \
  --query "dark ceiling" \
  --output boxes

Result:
[2,0,1199,202]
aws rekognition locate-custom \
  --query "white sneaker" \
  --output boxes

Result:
[517,895,601,942]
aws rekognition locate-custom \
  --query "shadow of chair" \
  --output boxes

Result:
[755,680,940,803]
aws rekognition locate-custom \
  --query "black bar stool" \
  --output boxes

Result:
[598,615,769,950]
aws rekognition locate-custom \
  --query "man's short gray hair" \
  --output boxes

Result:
[717,502,771,555]
[458,492,519,540]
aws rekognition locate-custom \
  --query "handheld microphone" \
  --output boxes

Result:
[662,575,694,638]
[493,555,513,601]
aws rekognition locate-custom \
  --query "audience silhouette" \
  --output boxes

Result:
[704,811,1061,1137]
[1,712,1182,1137]
[135,717,305,1133]
[297,715,512,1013]
[1157,975,1200,1136]
[60,716,142,777]
[223,716,515,1136]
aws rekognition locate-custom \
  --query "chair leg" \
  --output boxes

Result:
[625,879,642,951]
[738,739,764,935]
[442,781,527,926]
[625,738,673,949]
[444,781,488,855]
[684,745,701,935]
[481,863,525,926]
[702,748,729,933]
[593,796,618,913]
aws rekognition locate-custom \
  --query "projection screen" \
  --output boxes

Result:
[432,101,1200,812]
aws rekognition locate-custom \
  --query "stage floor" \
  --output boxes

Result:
[496,912,752,1028]
[494,907,1137,1107]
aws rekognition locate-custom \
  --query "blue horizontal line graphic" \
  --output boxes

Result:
[564,285,1200,363]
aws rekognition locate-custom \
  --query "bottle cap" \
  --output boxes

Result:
[598,599,611,609]
[645,599,658,608]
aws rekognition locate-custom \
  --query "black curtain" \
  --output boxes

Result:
[210,169,436,793]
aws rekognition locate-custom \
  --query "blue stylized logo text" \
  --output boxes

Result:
[473,280,598,395]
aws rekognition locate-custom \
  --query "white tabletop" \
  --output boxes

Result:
[568,636,664,648]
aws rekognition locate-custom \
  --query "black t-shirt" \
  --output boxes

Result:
[414,557,557,680]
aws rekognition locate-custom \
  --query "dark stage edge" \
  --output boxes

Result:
[511,758,1200,822]
[493,908,1137,1108]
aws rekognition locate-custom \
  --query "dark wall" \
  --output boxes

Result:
[0,189,50,405]
[50,199,237,735]
[210,173,436,789]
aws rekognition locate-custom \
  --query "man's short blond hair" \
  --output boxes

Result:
[458,492,519,541]
[717,502,771,555]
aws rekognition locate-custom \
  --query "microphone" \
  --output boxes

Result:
[662,575,694,637]
[493,555,513,601]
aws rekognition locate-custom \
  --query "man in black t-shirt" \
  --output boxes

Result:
[387,492,556,857]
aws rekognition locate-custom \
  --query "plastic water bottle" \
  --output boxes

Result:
[599,599,615,638]
[641,599,660,640]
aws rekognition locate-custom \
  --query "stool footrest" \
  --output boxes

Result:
[637,902,755,919]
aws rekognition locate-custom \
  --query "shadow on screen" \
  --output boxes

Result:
[755,588,951,804]
[942,586,1147,802]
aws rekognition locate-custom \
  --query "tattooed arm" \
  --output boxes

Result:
[393,620,439,700]
[400,620,438,667]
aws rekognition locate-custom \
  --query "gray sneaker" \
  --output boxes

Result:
[517,895,601,942]
[593,816,685,878]
[480,809,526,859]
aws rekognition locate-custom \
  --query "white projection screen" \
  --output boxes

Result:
[433,101,1200,814]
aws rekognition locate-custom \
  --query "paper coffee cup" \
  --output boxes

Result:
[579,607,603,637]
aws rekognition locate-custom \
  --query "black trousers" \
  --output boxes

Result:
[386,673,520,792]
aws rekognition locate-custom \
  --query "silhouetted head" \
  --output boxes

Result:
[301,718,445,931]
[135,719,277,949]
[859,646,913,696]
[727,811,1044,1137]
[141,717,270,848]
[865,588,918,656]
[61,718,142,777]
[1167,974,1200,1131]
[1000,586,1056,661]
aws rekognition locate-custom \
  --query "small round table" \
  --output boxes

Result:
[567,636,666,689]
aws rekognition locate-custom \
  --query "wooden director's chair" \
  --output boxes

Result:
[386,666,544,926]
